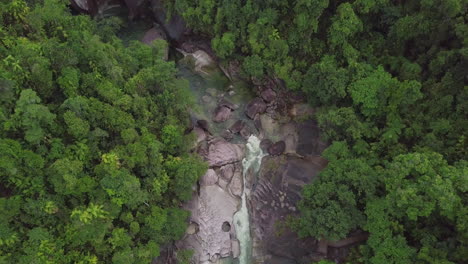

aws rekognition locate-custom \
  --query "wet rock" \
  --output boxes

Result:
[192,50,217,76]
[254,115,262,133]
[268,141,286,156]
[240,125,252,139]
[219,164,235,182]
[186,222,199,235]
[206,138,244,167]
[218,177,229,190]
[193,127,207,144]
[251,156,328,263]
[179,185,240,263]
[280,122,298,154]
[260,139,273,153]
[200,169,218,186]
[229,120,245,134]
[213,106,232,123]
[283,134,298,154]
[210,253,220,262]
[245,97,267,119]
[196,141,209,157]
[231,239,240,258]
[151,0,188,42]
[219,98,238,110]
[70,0,91,13]
[229,169,243,197]
[261,88,277,103]
[197,119,210,132]
[221,130,234,141]
[260,114,281,139]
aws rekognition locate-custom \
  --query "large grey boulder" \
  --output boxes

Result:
[213,106,232,123]
[192,50,218,76]
[193,127,207,144]
[178,185,240,263]
[219,164,235,183]
[245,97,267,119]
[206,138,245,167]
[229,168,243,198]
[261,88,277,103]
[267,141,286,156]
[219,98,238,110]
[151,0,188,42]
[70,0,91,12]
[229,120,245,134]
[250,155,328,263]
[200,169,218,186]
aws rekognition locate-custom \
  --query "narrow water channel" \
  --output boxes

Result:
[233,135,266,264]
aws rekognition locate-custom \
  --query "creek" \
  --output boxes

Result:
[233,136,266,264]
[117,19,326,264]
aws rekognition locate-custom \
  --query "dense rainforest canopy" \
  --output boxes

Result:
[166,0,467,263]
[0,0,206,263]
[0,0,467,263]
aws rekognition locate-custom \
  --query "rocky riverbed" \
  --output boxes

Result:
[69,1,347,263]
[171,48,330,264]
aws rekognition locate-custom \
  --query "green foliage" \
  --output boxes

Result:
[295,142,379,241]
[212,32,236,58]
[302,55,349,106]
[361,153,467,264]
[0,1,206,263]
[177,249,194,264]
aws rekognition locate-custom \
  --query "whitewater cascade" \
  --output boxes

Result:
[233,135,266,264]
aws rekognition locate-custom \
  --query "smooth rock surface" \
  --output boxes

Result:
[261,88,276,103]
[229,168,243,198]
[194,127,207,144]
[221,130,234,141]
[192,50,217,76]
[229,120,245,134]
[197,119,211,133]
[70,0,90,11]
[179,185,240,263]
[250,156,328,262]
[200,169,218,186]
[260,114,281,140]
[206,138,244,167]
[219,164,235,183]
[213,106,232,123]
[268,141,286,156]
[199,186,239,259]
[240,126,252,140]
[219,98,238,110]
[245,97,267,119]
[260,139,273,153]
[231,239,241,258]
[151,0,188,42]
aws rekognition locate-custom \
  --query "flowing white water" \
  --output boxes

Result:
[234,135,266,264]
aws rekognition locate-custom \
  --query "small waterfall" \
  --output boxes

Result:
[234,135,266,264]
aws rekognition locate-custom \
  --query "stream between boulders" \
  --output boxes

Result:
[119,18,330,264]
[173,46,330,264]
